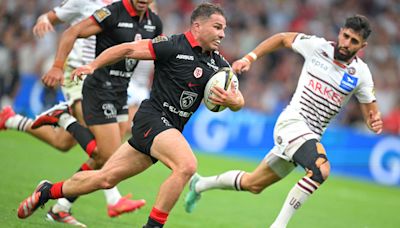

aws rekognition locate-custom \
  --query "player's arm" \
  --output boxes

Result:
[360,101,383,134]
[232,32,298,74]
[33,11,63,38]
[42,18,102,88]
[72,39,153,79]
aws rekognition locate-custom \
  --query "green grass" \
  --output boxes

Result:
[1,130,399,227]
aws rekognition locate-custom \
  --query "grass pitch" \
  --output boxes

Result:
[1,130,399,227]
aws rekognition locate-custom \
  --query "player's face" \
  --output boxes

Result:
[334,28,367,62]
[197,14,226,51]
[132,0,152,13]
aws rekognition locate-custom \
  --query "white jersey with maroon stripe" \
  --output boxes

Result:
[54,0,116,68]
[273,33,375,159]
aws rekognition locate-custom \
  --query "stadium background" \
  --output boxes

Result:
[0,0,399,227]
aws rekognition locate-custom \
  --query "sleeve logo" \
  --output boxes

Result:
[339,73,358,92]
[152,35,168,44]
[93,8,111,22]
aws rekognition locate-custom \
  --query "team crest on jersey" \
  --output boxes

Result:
[340,73,358,92]
[152,36,168,44]
[348,67,356,75]
[93,8,111,22]
[193,67,203,78]
[126,58,138,71]
[180,91,198,110]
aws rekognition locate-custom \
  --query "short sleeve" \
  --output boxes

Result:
[53,0,80,23]
[150,36,177,61]
[355,67,376,103]
[292,33,325,58]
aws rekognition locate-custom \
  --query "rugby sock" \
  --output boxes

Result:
[66,122,97,157]
[58,113,77,130]
[6,115,32,131]
[196,170,245,193]
[271,177,318,228]
[49,182,65,199]
[52,198,73,213]
[144,207,169,228]
[104,187,122,205]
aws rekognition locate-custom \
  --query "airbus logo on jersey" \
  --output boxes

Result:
[340,73,358,92]
[118,22,133,28]
[176,54,194,61]
[144,20,156,32]
[207,62,219,71]
[308,79,343,104]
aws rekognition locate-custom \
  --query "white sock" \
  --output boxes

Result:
[196,170,245,193]
[103,187,122,205]
[270,177,319,228]
[6,114,32,131]
[58,113,77,130]
[52,198,73,213]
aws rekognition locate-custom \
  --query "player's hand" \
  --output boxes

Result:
[33,16,54,38]
[367,110,383,134]
[209,81,243,111]
[232,59,251,74]
[71,64,95,82]
[42,67,64,88]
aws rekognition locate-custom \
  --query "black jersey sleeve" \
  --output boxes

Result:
[150,36,177,62]
[213,51,231,68]
[91,2,118,29]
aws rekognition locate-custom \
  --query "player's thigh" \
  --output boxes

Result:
[151,129,197,172]
[89,122,122,158]
[101,142,153,183]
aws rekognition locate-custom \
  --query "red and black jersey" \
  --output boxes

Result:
[86,0,162,93]
[141,31,230,131]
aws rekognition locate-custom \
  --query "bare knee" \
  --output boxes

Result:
[90,148,108,168]
[173,161,197,181]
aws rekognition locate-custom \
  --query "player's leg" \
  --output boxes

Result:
[17,142,152,219]
[270,139,330,228]
[142,129,197,228]
[185,148,295,213]
[0,105,76,151]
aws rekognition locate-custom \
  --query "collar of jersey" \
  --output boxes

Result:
[123,0,149,18]
[184,31,212,56]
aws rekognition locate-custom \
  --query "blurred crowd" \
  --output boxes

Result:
[0,0,399,134]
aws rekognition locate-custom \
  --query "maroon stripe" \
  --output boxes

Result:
[297,182,313,194]
[288,133,313,144]
[302,177,318,190]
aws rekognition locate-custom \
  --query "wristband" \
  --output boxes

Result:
[243,51,257,63]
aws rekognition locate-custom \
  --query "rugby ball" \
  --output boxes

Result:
[204,67,239,112]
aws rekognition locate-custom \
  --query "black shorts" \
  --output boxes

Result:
[128,103,175,163]
[82,82,128,126]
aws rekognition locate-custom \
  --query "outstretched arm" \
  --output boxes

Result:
[360,101,383,134]
[42,18,102,88]
[72,39,153,80]
[232,32,298,74]
[33,11,62,38]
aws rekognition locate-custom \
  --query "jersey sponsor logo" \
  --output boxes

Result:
[180,91,198,110]
[176,54,194,61]
[193,67,203,78]
[339,73,358,92]
[117,22,134,28]
[152,35,168,43]
[300,34,312,40]
[308,78,343,104]
[102,103,117,119]
[93,7,111,22]
[126,58,138,72]
[163,101,193,118]
[144,25,156,32]
[161,117,172,127]
[109,70,133,78]
[207,62,219,71]
[311,58,329,72]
